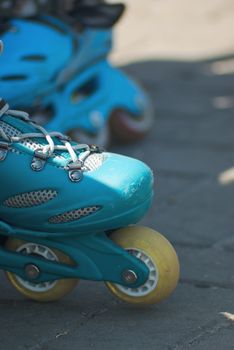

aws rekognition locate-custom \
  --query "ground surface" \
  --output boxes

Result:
[1,0,234,349]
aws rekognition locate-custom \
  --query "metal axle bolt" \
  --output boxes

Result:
[122,270,138,284]
[25,264,40,280]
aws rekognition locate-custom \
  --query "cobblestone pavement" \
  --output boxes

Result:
[0,1,234,349]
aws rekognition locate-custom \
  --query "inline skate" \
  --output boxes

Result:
[0,59,179,304]
[0,1,153,146]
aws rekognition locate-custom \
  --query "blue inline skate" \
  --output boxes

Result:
[0,1,153,146]
[0,40,179,305]
[0,99,179,305]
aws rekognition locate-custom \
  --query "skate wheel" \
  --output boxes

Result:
[109,106,153,143]
[106,226,179,305]
[5,239,78,302]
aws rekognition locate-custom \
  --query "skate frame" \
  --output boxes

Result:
[0,220,149,288]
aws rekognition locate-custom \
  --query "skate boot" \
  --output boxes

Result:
[0,97,179,305]
[0,1,153,146]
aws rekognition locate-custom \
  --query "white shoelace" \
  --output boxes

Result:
[0,102,91,164]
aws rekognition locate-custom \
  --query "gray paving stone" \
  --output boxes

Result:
[123,59,234,115]
[146,179,234,245]
[2,284,230,350]
[153,112,234,149]
[186,326,234,350]
[177,246,234,287]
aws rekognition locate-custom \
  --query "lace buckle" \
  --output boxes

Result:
[31,149,49,172]
[67,160,83,183]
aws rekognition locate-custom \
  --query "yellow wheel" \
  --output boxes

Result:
[5,238,78,302]
[106,226,179,306]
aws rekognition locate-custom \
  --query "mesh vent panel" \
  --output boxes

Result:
[49,206,101,224]
[4,189,58,208]
[83,153,105,171]
[0,121,21,138]
[0,121,42,151]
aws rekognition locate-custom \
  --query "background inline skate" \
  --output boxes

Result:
[0,0,153,146]
[0,39,179,305]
